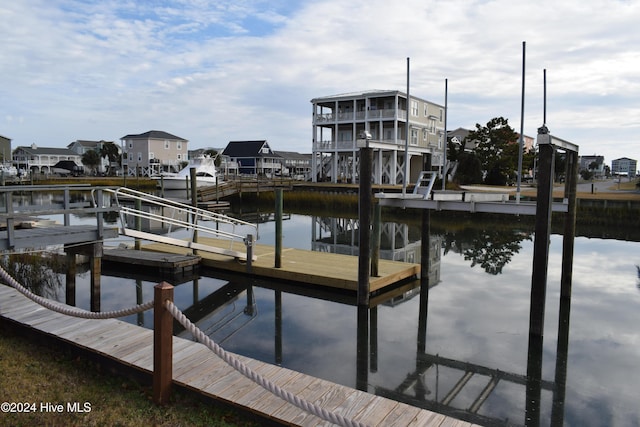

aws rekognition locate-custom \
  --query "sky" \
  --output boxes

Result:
[1,0,639,164]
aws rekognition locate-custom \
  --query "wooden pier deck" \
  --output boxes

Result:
[141,237,420,293]
[0,285,476,426]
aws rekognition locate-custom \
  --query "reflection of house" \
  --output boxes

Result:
[311,217,441,285]
[611,157,637,178]
[312,90,445,185]
[222,140,281,176]
[121,130,188,177]
[13,144,80,174]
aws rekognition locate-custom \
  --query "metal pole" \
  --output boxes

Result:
[402,57,410,195]
[442,78,448,190]
[516,41,526,203]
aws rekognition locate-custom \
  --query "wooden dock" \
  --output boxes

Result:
[0,285,476,426]
[141,237,419,293]
[103,248,201,275]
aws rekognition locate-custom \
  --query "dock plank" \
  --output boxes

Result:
[0,285,478,427]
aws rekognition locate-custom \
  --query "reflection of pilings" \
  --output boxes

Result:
[65,252,76,307]
[418,210,430,354]
[526,333,543,427]
[136,279,144,326]
[275,290,282,365]
[370,306,378,373]
[551,296,571,426]
[356,306,369,391]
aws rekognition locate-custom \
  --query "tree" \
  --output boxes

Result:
[454,151,483,184]
[81,150,101,175]
[99,141,120,175]
[203,149,221,167]
[468,117,519,185]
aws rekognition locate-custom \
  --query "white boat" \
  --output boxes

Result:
[156,155,221,190]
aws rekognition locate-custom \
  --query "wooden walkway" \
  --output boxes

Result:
[0,285,477,426]
[141,238,419,293]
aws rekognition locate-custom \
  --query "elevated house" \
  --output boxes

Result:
[120,130,188,177]
[274,151,312,179]
[67,139,119,174]
[311,90,445,185]
[0,134,11,164]
[611,157,637,178]
[222,140,281,177]
[13,144,81,175]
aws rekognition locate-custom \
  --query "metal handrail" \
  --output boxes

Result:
[94,187,257,255]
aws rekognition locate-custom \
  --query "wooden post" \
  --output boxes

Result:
[245,234,253,274]
[529,140,555,337]
[153,281,174,405]
[190,167,198,247]
[370,202,381,277]
[418,209,431,354]
[275,189,283,268]
[89,242,103,313]
[357,146,373,306]
[134,198,142,251]
[561,150,578,299]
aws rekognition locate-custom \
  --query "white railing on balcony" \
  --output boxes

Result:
[314,109,407,123]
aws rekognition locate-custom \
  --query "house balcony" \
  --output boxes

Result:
[314,109,407,124]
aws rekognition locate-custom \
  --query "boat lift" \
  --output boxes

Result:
[96,187,257,261]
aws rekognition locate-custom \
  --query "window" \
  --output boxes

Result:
[177,154,182,161]
[411,100,419,117]
[137,152,142,162]
[411,129,418,145]
[149,152,155,159]
[177,141,182,150]
[128,140,133,149]
[439,108,444,121]
[128,153,133,161]
[164,140,170,149]
[424,104,429,116]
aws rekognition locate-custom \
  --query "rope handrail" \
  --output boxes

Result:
[0,266,154,319]
[165,300,370,427]
[0,264,369,426]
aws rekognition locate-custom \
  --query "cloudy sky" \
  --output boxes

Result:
[1,0,639,164]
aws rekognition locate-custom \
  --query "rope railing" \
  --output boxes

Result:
[165,300,370,427]
[0,265,153,319]
[0,269,369,427]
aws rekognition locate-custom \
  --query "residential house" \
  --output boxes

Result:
[13,144,81,174]
[222,140,281,176]
[274,151,312,179]
[120,130,188,177]
[67,139,119,174]
[311,90,445,184]
[611,157,637,178]
[0,134,11,164]
[579,155,605,179]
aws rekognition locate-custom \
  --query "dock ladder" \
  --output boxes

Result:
[413,171,437,199]
[96,187,257,261]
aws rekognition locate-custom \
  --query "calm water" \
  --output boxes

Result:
[38,212,640,426]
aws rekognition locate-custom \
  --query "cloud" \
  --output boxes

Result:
[1,0,639,160]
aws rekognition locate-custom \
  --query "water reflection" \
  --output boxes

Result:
[25,213,640,426]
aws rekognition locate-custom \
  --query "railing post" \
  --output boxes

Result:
[153,281,174,405]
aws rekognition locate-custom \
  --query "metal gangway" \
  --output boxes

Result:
[97,187,257,261]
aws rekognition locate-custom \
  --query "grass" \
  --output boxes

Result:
[0,329,260,427]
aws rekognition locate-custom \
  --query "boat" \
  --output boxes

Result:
[156,155,221,190]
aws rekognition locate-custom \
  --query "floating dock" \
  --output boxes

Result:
[140,237,420,293]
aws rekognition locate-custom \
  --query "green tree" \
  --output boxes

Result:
[454,151,483,184]
[81,150,101,175]
[99,141,120,175]
[203,149,221,167]
[468,117,519,185]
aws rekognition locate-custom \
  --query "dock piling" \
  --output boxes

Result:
[153,281,174,405]
[357,146,373,306]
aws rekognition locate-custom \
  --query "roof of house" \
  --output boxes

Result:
[223,140,280,158]
[275,151,311,161]
[14,145,77,156]
[120,130,186,141]
[311,89,441,106]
